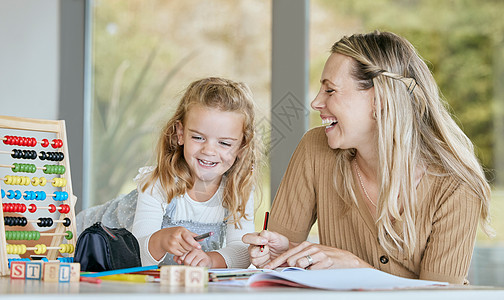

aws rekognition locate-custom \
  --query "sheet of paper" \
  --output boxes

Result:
[247,268,448,290]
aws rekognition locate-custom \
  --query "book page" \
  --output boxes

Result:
[247,268,448,290]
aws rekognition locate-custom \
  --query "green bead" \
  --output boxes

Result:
[65,231,73,240]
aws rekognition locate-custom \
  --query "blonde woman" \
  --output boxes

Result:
[243,31,491,284]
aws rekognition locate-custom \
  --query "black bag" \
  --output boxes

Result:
[74,222,141,272]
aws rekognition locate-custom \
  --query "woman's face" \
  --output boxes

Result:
[311,53,376,150]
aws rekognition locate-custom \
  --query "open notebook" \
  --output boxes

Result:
[209,268,448,290]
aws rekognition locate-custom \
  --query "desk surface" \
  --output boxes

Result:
[2,277,504,300]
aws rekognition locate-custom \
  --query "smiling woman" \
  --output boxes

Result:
[242,31,491,285]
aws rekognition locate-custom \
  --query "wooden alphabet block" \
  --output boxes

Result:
[58,264,71,282]
[25,261,43,280]
[184,267,208,287]
[43,263,60,282]
[160,265,186,286]
[69,263,80,282]
[10,261,26,280]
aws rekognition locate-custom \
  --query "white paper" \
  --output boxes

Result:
[246,268,449,290]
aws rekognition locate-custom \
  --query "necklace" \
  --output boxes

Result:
[353,160,377,208]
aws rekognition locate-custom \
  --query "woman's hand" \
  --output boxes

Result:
[264,241,373,270]
[149,226,201,260]
[241,230,290,268]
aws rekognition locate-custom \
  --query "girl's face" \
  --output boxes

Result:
[311,53,376,150]
[176,104,244,188]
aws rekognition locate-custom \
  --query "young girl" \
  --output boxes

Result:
[77,77,260,269]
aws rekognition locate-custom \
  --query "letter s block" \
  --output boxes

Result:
[10,261,26,280]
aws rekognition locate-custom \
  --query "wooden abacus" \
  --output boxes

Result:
[0,115,77,276]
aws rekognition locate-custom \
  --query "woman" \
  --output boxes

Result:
[242,31,492,284]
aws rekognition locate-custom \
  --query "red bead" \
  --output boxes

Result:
[41,139,49,147]
[28,204,37,213]
[61,204,70,213]
[20,204,27,213]
[3,135,9,144]
[48,204,56,213]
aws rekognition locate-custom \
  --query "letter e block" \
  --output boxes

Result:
[160,265,186,286]
[25,261,43,280]
[69,263,80,282]
[59,264,71,282]
[43,263,59,282]
[10,261,26,279]
[184,266,208,287]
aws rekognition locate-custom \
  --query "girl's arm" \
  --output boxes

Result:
[132,183,201,265]
[214,192,255,268]
[131,183,167,266]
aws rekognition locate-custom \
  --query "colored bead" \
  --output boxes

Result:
[39,151,47,160]
[28,204,37,213]
[34,244,46,255]
[65,231,73,240]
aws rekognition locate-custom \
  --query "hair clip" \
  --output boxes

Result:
[407,79,417,95]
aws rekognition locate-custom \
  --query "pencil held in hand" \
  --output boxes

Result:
[260,212,269,252]
[194,232,214,241]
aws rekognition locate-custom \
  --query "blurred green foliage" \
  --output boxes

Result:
[90,0,272,205]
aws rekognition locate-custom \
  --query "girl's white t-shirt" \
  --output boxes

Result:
[132,169,254,268]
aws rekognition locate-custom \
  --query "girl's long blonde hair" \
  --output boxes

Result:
[331,31,492,257]
[140,77,260,228]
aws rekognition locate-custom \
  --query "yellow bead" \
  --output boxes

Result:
[40,177,47,186]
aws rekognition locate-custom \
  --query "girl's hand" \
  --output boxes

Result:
[149,226,201,260]
[174,249,212,267]
[241,230,290,269]
[264,241,373,270]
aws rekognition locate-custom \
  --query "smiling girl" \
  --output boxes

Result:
[77,78,259,268]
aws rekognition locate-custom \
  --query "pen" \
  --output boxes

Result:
[194,231,214,241]
[260,211,269,252]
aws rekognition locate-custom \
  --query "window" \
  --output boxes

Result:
[87,0,272,230]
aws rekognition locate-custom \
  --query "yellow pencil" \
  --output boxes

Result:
[99,274,157,283]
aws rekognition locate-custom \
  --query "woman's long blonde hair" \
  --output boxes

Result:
[140,77,260,228]
[331,31,492,257]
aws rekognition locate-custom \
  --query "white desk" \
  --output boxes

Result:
[1,277,504,300]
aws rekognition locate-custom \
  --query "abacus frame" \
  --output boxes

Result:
[0,116,77,276]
